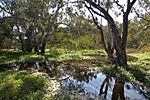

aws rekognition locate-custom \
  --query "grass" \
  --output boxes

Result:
[128,52,150,75]
[127,52,150,87]
[0,52,45,64]
[0,71,48,100]
[0,49,105,64]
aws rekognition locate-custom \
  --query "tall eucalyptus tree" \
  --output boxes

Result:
[85,0,137,66]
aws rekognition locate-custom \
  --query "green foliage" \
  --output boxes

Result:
[101,65,133,81]
[46,14,101,50]
[47,31,101,50]
[0,0,64,53]
[0,17,14,50]
[91,51,150,87]
[0,0,149,53]
[77,34,101,49]
[127,15,150,48]
[126,65,148,84]
[0,71,48,100]
[48,32,77,49]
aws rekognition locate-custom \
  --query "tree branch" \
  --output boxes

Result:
[84,2,106,19]
[85,0,122,54]
[0,5,13,16]
[143,25,150,31]
[114,0,124,13]
[126,0,137,15]
[85,0,114,22]
[85,2,107,51]
[133,8,150,22]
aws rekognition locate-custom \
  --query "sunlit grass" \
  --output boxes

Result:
[126,52,150,87]
[128,52,150,59]
[128,52,150,66]
[0,49,105,64]
[0,71,48,100]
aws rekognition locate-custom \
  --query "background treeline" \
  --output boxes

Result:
[0,0,149,52]
[1,15,149,50]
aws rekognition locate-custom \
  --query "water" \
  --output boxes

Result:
[59,73,148,99]
[0,61,149,99]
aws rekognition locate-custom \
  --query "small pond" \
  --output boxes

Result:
[0,61,149,99]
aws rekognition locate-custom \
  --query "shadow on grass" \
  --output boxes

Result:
[127,55,138,61]
[0,71,47,100]
[0,49,106,65]
[0,52,26,64]
[0,51,46,64]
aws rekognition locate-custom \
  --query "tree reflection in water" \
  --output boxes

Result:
[99,76,125,100]
[99,76,112,99]
[111,80,125,100]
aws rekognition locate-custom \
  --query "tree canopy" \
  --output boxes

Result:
[0,0,150,66]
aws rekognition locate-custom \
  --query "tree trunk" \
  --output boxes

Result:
[25,45,32,52]
[108,20,127,66]
[116,49,127,67]
[107,23,114,62]
[25,26,33,53]
[116,12,129,67]
[34,45,39,53]
[106,48,114,62]
[25,37,32,52]
[85,0,136,67]
[106,8,115,62]
[21,44,25,52]
[19,35,25,52]
[41,38,46,53]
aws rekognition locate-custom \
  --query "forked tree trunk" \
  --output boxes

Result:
[85,0,136,67]
[88,9,115,63]
[108,19,127,66]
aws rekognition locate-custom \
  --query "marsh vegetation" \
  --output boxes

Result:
[0,0,150,99]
